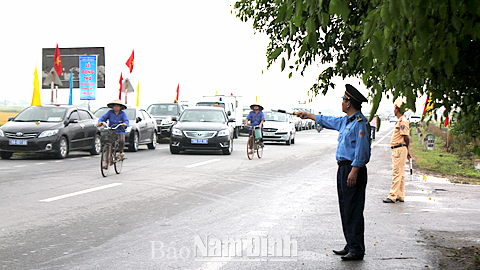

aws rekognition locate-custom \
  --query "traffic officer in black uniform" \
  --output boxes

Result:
[296,84,371,261]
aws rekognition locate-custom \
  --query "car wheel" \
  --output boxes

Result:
[222,139,233,155]
[291,137,295,144]
[128,132,139,152]
[286,135,291,145]
[90,133,101,155]
[170,146,180,154]
[148,132,157,149]
[55,136,68,159]
[0,152,13,159]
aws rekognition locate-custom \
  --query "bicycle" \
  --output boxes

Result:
[99,124,124,177]
[246,125,263,160]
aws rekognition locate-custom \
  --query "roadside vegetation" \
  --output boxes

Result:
[410,123,480,184]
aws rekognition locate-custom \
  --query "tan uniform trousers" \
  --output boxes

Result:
[388,146,407,201]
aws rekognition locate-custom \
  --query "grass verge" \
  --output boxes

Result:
[410,127,480,184]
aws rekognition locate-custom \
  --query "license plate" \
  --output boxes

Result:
[191,139,208,144]
[264,132,275,136]
[9,139,27,146]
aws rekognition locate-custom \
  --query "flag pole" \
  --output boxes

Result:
[50,72,54,104]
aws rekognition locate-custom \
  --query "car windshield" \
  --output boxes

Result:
[147,104,178,116]
[196,102,225,109]
[179,110,225,122]
[264,111,288,122]
[94,108,136,120]
[14,107,67,122]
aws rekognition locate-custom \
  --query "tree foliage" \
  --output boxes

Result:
[234,0,480,141]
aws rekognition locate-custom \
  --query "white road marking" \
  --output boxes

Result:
[35,163,45,165]
[54,160,63,163]
[14,165,26,168]
[186,159,220,168]
[372,128,394,148]
[39,183,123,202]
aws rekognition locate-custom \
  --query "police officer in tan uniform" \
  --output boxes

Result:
[384,99,411,203]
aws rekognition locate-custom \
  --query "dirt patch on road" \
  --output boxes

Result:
[421,230,480,269]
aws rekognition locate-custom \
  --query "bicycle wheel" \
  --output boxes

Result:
[114,143,123,174]
[246,136,254,160]
[100,144,110,177]
[256,140,263,159]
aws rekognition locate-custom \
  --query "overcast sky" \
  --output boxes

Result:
[0,0,426,115]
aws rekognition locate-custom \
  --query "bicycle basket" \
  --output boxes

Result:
[254,128,262,139]
[100,129,118,143]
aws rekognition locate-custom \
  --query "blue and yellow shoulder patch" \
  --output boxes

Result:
[357,115,363,122]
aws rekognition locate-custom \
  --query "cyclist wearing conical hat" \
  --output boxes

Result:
[245,103,265,151]
[97,99,129,158]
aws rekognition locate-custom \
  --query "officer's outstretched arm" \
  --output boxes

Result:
[296,111,315,121]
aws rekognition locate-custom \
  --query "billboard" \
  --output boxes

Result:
[42,47,105,89]
[79,55,97,100]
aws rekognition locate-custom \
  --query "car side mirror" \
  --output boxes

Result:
[7,117,14,121]
[136,117,142,123]
[228,117,236,122]
[171,116,177,121]
[65,118,78,126]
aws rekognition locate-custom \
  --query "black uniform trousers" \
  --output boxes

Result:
[337,163,367,256]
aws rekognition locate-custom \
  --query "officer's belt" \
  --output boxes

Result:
[391,144,407,149]
[337,160,352,166]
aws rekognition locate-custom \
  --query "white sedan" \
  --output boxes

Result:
[261,111,296,145]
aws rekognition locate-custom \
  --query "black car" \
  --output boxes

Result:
[93,107,157,152]
[169,107,235,155]
[146,103,184,140]
[0,105,101,159]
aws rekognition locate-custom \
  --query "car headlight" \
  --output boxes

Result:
[218,129,230,137]
[38,129,59,138]
[0,129,4,137]
[171,128,182,136]
[126,126,132,132]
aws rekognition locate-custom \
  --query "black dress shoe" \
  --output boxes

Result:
[383,198,395,203]
[333,249,348,255]
[341,253,364,261]
[396,199,404,202]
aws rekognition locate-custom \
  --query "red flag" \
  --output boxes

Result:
[54,44,62,76]
[445,111,449,127]
[119,73,123,100]
[422,95,429,116]
[125,50,134,73]
[176,83,179,101]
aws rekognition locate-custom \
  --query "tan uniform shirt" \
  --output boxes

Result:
[390,116,409,146]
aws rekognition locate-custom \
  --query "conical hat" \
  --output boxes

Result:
[250,103,264,111]
[107,99,127,110]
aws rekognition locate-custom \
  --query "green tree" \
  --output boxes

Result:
[234,0,480,146]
